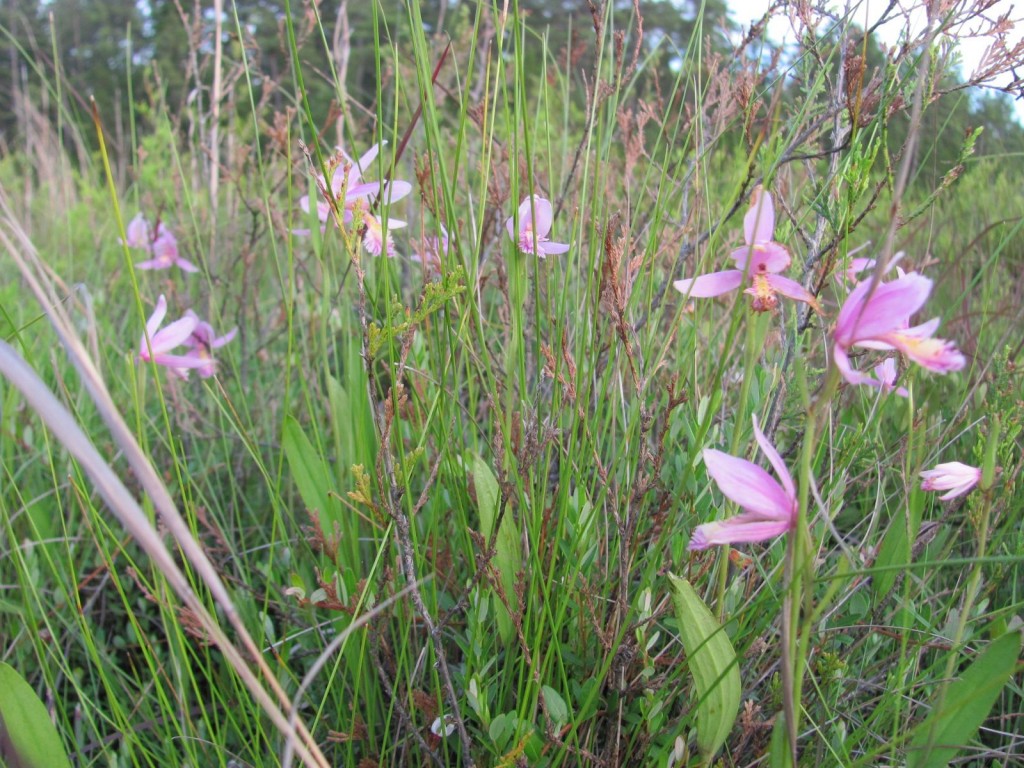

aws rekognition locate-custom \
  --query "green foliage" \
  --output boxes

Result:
[907,630,1022,768]
[668,575,741,759]
[0,662,73,768]
[2,1,1024,766]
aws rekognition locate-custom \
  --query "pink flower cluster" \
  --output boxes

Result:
[123,213,199,273]
[293,139,575,272]
[684,189,975,549]
[294,143,412,258]
[138,295,236,380]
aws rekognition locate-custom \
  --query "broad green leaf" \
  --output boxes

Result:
[669,574,741,758]
[0,662,72,768]
[541,685,569,728]
[908,630,1022,768]
[472,454,520,643]
[282,415,341,530]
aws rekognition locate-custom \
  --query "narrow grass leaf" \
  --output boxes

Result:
[907,629,1022,768]
[669,574,741,758]
[472,454,520,643]
[283,415,341,531]
[0,662,72,768]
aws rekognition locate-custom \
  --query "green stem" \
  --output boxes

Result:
[783,361,840,762]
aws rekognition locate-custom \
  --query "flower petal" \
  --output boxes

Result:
[764,274,821,312]
[673,270,744,298]
[752,416,796,501]
[744,187,775,245]
[540,241,570,256]
[688,513,791,550]
[518,195,554,237]
[703,448,794,521]
[145,295,168,342]
[836,272,933,345]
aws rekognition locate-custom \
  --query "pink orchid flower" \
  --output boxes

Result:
[674,187,820,312]
[136,227,200,273]
[123,213,199,273]
[920,461,981,500]
[506,195,570,259]
[138,295,208,379]
[689,416,797,551]
[122,213,151,249]
[182,311,238,378]
[833,270,965,388]
[871,358,909,397]
[295,143,412,236]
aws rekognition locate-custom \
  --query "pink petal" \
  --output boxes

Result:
[880,330,966,373]
[752,416,795,500]
[211,327,238,349]
[730,242,791,273]
[355,142,382,176]
[764,273,821,310]
[688,513,791,550]
[153,353,208,369]
[176,257,200,273]
[743,187,776,246]
[836,272,932,345]
[382,180,412,204]
[135,258,167,270]
[155,315,200,352]
[703,448,795,521]
[517,196,554,238]
[540,241,571,256]
[145,296,168,341]
[673,270,744,298]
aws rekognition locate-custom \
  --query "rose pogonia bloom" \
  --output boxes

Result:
[871,358,909,397]
[833,270,965,388]
[505,195,570,258]
[122,213,151,249]
[674,186,820,312]
[138,295,208,379]
[295,143,412,236]
[136,227,200,273]
[180,311,237,378]
[920,461,981,500]
[689,416,798,550]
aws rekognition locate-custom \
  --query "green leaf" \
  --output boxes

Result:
[472,454,520,643]
[542,685,569,728]
[768,711,794,768]
[0,662,72,768]
[282,415,341,530]
[907,630,1022,768]
[669,574,741,758]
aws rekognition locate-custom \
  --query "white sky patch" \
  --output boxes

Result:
[726,0,1023,119]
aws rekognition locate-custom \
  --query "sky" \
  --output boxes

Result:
[726,0,1024,119]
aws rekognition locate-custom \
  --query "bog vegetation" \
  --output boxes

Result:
[1,1,1023,766]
